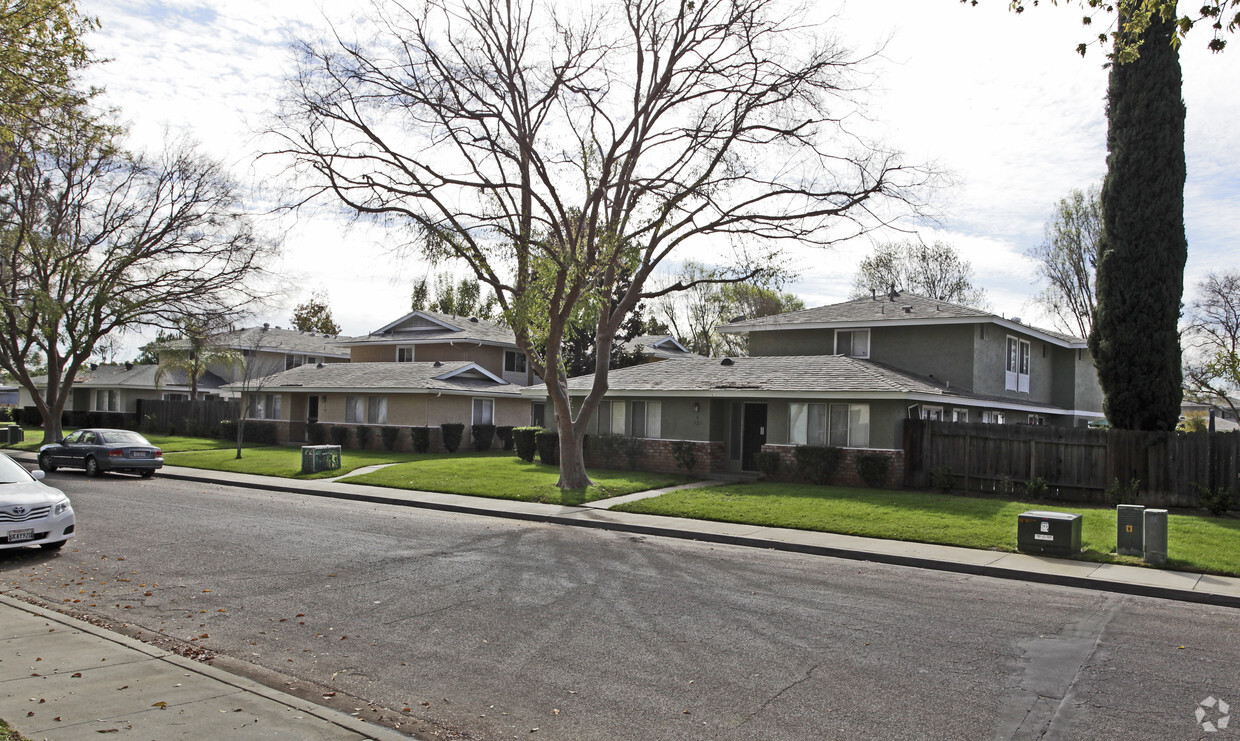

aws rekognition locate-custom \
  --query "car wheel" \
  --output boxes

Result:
[40,540,66,550]
[38,452,57,472]
[85,456,101,477]
[139,469,154,479]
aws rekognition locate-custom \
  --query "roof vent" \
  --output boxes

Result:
[309,330,316,336]
[902,305,913,313]
[125,362,133,371]
[90,363,98,370]
[1011,316,1022,324]
[433,361,443,367]
[316,362,324,369]
[871,289,877,300]
[469,317,479,323]
[720,357,734,366]
[262,323,270,330]
[728,315,746,323]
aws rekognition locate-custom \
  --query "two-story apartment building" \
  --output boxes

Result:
[525,292,1105,474]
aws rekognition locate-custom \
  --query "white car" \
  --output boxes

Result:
[0,452,75,551]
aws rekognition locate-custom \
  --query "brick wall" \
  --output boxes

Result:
[584,438,725,475]
[759,444,904,489]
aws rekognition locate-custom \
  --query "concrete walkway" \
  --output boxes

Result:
[5,451,1240,740]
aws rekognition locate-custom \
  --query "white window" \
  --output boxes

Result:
[248,393,281,420]
[397,346,415,363]
[982,410,1006,424]
[952,409,969,423]
[1018,340,1031,393]
[345,395,365,423]
[306,356,320,366]
[163,393,189,402]
[835,329,870,358]
[504,351,527,373]
[93,389,118,412]
[368,396,388,425]
[828,403,869,448]
[1005,337,1019,391]
[285,354,305,370]
[789,402,828,446]
[631,401,661,438]
[922,406,944,421]
[611,401,626,435]
[472,398,494,426]
[1027,414,1045,426]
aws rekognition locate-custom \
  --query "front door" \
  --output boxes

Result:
[307,396,319,424]
[741,403,767,471]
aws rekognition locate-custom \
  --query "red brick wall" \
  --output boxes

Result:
[584,438,725,475]
[759,444,904,489]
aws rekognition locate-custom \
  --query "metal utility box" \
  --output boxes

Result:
[1116,504,1145,556]
[3,426,23,445]
[1017,510,1083,557]
[300,445,341,474]
[1143,508,1168,566]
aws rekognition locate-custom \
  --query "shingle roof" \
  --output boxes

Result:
[343,310,518,347]
[229,361,524,396]
[622,335,702,360]
[33,364,226,391]
[557,355,947,395]
[156,327,353,357]
[723,292,1085,346]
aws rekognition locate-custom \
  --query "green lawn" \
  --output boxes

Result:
[344,456,688,505]
[164,446,417,479]
[613,482,1240,577]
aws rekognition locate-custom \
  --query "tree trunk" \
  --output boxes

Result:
[550,379,593,490]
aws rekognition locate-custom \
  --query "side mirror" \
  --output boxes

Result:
[58,439,67,446]
[30,470,46,481]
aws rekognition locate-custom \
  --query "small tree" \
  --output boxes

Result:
[1028,185,1102,339]
[290,290,342,335]
[154,318,237,399]
[233,331,284,459]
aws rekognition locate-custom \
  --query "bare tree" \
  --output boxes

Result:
[0,108,276,442]
[232,329,285,459]
[1027,185,1101,339]
[1183,272,1240,420]
[850,241,987,307]
[273,0,930,488]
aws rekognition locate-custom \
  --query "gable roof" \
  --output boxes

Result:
[31,364,226,391]
[622,335,702,360]
[227,361,523,396]
[721,292,1086,348]
[343,310,518,348]
[155,326,353,358]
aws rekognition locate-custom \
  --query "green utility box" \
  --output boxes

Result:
[300,445,341,474]
[1017,510,1082,557]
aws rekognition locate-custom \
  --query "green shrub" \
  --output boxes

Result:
[670,440,698,473]
[471,424,496,451]
[329,425,350,447]
[535,429,559,465]
[794,445,844,485]
[1194,482,1237,517]
[411,426,431,454]
[355,425,373,448]
[854,452,892,488]
[1106,477,1141,505]
[219,420,236,441]
[305,422,324,444]
[1025,476,1049,499]
[21,406,41,426]
[754,451,781,477]
[513,426,540,462]
[929,465,954,493]
[380,425,401,451]
[440,422,465,453]
[496,425,515,450]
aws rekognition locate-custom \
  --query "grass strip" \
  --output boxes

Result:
[163,446,420,479]
[613,482,1240,577]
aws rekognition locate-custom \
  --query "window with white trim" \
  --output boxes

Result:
[922,405,944,421]
[345,395,365,423]
[368,396,388,425]
[285,354,305,370]
[93,389,118,412]
[982,410,1005,424]
[504,350,526,373]
[248,393,282,420]
[1027,414,1045,426]
[631,401,661,438]
[1006,337,1031,392]
[397,346,415,363]
[472,398,494,425]
[829,403,869,447]
[835,329,870,358]
[163,393,189,402]
[952,409,969,423]
[789,402,828,446]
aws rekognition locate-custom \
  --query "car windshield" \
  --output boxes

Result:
[99,430,150,445]
[0,454,34,484]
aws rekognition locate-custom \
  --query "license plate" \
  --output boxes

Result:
[131,451,148,458]
[7,528,34,542]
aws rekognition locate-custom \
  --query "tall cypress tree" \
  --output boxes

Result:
[1088,11,1187,431]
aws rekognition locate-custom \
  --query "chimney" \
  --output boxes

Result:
[262,323,270,331]
[125,362,133,371]
[871,288,876,300]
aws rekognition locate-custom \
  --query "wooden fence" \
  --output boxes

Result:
[135,398,238,436]
[903,419,1240,508]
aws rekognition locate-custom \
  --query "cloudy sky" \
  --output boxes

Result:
[78,0,1240,354]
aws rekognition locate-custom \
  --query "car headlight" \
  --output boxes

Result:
[54,499,70,516]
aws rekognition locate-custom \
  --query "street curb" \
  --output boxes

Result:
[12,450,1240,610]
[0,593,413,741]
[150,468,1240,611]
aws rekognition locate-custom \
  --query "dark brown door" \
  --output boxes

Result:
[741,403,767,471]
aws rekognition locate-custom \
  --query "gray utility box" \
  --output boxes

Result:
[1143,508,1169,566]
[1017,511,1083,557]
[300,445,341,474]
[1116,504,1145,556]
[3,426,24,445]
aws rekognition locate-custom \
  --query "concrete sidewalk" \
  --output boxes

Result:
[0,594,411,740]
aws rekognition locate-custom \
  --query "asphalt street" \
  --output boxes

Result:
[2,472,1237,740]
